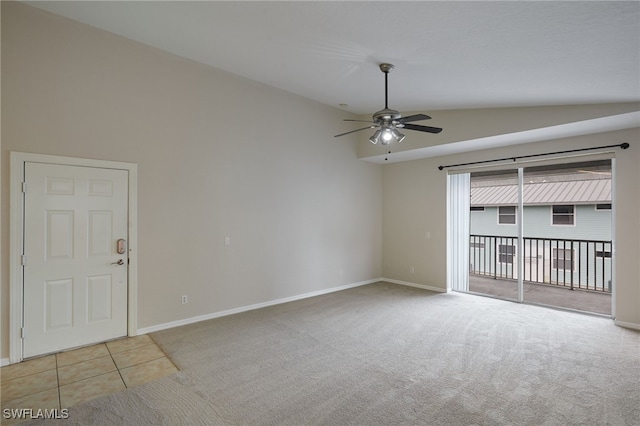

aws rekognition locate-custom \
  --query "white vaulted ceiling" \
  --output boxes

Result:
[24,1,640,115]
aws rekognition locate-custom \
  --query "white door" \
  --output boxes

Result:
[23,162,129,358]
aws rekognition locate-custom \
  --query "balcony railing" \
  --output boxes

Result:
[469,234,612,293]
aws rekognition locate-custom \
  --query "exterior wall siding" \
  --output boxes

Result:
[470,205,611,240]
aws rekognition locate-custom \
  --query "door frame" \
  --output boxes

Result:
[9,152,138,364]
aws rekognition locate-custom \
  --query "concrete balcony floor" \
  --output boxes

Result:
[469,275,611,316]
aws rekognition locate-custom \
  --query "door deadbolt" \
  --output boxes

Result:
[116,239,126,254]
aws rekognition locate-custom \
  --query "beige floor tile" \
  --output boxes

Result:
[57,355,117,386]
[1,388,66,426]
[0,413,29,426]
[1,369,58,402]
[1,387,60,425]
[59,371,125,409]
[106,335,153,354]
[0,412,29,426]
[119,357,178,388]
[1,386,60,413]
[1,339,176,413]
[0,355,56,381]
[56,344,109,367]
[111,343,166,369]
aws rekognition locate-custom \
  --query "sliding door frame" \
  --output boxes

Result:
[517,168,524,303]
[448,153,615,317]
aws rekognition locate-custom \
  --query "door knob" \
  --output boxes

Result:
[111,259,125,266]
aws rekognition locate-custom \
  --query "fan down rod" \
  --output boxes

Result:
[380,63,394,109]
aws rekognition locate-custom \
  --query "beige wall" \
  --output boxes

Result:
[382,129,640,326]
[2,2,638,361]
[1,3,382,359]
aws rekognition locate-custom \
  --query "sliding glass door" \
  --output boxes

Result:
[453,160,613,316]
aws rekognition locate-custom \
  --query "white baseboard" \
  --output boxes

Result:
[382,278,447,293]
[137,278,380,335]
[614,319,640,331]
[1,358,10,367]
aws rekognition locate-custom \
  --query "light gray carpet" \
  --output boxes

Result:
[29,282,640,425]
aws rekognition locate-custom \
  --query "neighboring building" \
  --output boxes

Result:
[468,169,612,292]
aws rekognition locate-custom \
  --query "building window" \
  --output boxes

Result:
[499,244,515,264]
[470,242,485,249]
[553,248,574,270]
[595,204,611,211]
[596,250,612,258]
[470,206,485,212]
[552,205,575,225]
[498,206,516,224]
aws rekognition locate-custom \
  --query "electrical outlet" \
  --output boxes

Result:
[410,266,415,274]
[181,295,188,304]
[224,237,231,246]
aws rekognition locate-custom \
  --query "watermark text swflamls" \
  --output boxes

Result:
[3,408,69,420]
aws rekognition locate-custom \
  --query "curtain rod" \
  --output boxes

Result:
[438,143,629,170]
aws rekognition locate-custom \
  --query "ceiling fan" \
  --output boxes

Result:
[335,63,442,145]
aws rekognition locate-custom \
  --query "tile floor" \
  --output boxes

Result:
[1,335,178,425]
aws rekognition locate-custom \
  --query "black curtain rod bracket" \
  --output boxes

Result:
[438,143,629,171]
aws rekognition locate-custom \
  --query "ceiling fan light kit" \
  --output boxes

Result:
[335,63,442,149]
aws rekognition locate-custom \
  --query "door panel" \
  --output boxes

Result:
[23,162,128,357]
[468,170,520,301]
[46,210,74,259]
[88,211,112,256]
[45,278,73,330]
[87,275,113,322]
[522,162,613,315]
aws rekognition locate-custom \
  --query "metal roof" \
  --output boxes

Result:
[470,179,611,206]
